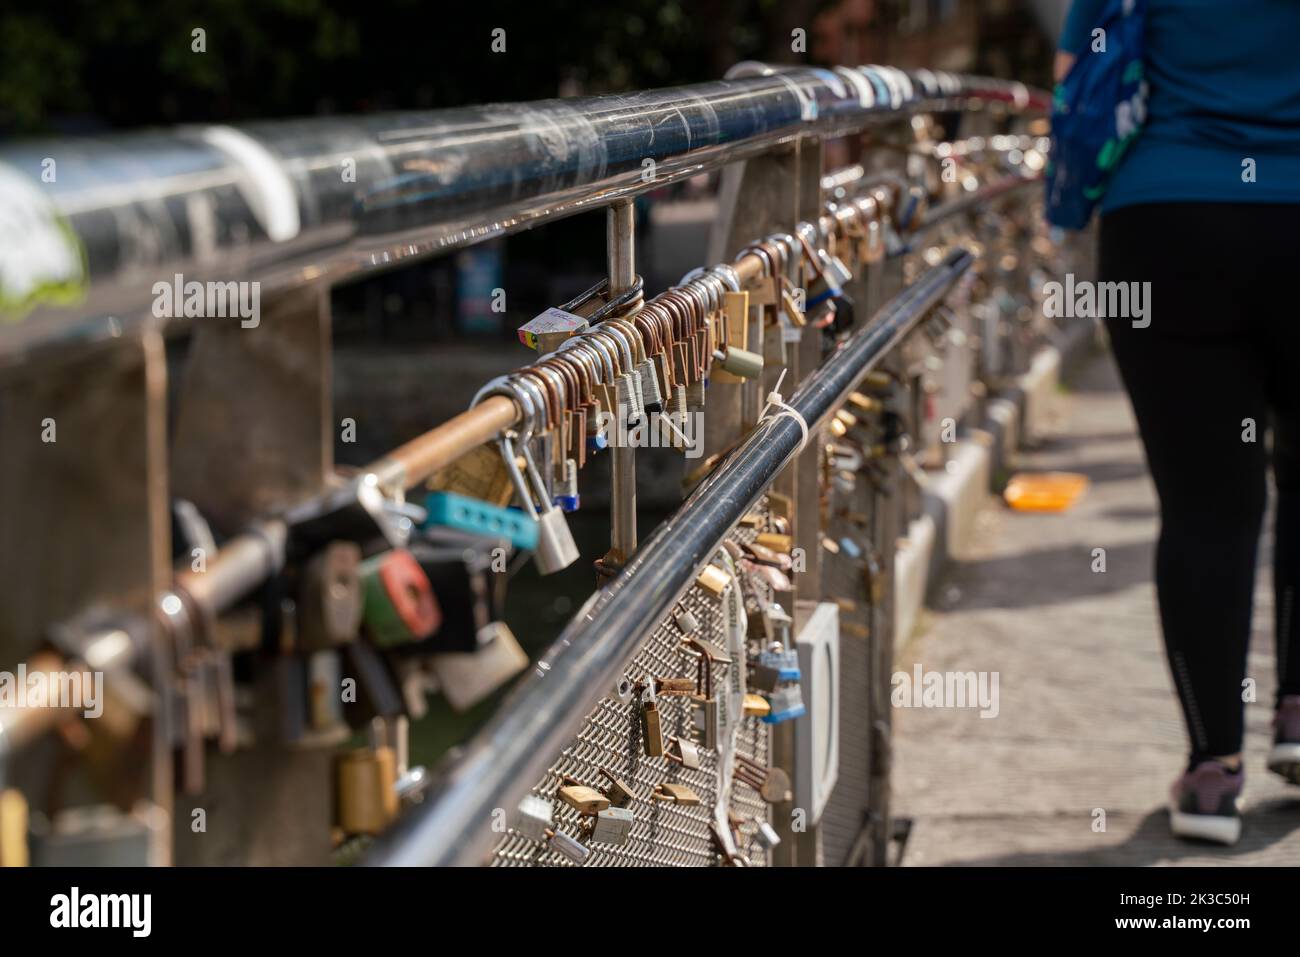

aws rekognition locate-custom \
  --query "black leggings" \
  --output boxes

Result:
[1100,202,1300,762]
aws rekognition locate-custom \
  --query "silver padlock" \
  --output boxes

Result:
[755,820,781,849]
[819,249,854,288]
[694,696,719,750]
[548,828,591,865]
[615,370,645,428]
[668,383,688,420]
[763,684,806,723]
[497,429,579,575]
[676,737,702,770]
[587,806,634,845]
[515,795,553,842]
[636,358,663,413]
[674,608,700,634]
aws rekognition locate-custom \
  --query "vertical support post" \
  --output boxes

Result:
[606,200,638,566]
[168,284,336,864]
[709,138,826,866]
[0,330,173,863]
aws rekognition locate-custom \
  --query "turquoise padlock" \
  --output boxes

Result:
[423,490,538,551]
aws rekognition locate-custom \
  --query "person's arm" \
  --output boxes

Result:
[1055,0,1108,82]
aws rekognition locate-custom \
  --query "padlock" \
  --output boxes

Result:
[598,768,635,808]
[409,535,506,652]
[515,795,553,842]
[497,428,579,574]
[674,608,700,634]
[652,782,700,806]
[360,549,441,647]
[756,532,793,553]
[654,676,696,696]
[668,736,702,770]
[755,820,782,849]
[0,789,29,867]
[428,621,528,713]
[557,777,610,815]
[306,649,348,735]
[547,827,591,865]
[518,307,588,353]
[693,695,719,750]
[423,490,539,551]
[336,745,399,836]
[640,682,663,758]
[820,249,854,288]
[668,383,689,421]
[285,473,408,555]
[636,358,664,414]
[553,458,580,513]
[711,345,764,380]
[586,806,634,845]
[761,684,806,724]
[297,541,364,651]
[427,443,519,509]
[615,369,645,428]
[743,693,772,718]
[696,564,731,598]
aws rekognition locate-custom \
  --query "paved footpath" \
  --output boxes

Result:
[893,346,1300,865]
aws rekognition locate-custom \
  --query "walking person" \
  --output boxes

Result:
[1057,0,1300,844]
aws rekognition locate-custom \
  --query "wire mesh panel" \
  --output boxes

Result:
[492,514,772,867]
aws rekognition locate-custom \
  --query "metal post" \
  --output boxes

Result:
[606,200,638,566]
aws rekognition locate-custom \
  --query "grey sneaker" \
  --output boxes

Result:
[1267,695,1300,784]
[1168,760,1243,845]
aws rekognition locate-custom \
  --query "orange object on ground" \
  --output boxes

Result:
[1003,471,1089,513]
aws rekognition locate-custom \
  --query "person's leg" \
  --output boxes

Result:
[1252,204,1300,780]
[1099,204,1268,768]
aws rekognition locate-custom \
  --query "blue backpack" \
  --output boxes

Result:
[1046,0,1148,229]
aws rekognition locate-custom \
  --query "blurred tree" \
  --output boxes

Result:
[0,0,827,136]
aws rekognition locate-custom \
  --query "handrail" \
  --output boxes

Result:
[362,247,976,867]
[0,66,1044,362]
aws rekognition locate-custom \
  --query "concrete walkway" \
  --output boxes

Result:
[893,348,1300,866]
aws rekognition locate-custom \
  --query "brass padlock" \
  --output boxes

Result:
[336,746,399,836]
[755,532,793,554]
[557,777,610,815]
[652,782,700,806]
[640,682,663,758]
[598,767,635,808]
[696,564,731,598]
[654,676,696,697]
[0,790,29,867]
[427,442,517,508]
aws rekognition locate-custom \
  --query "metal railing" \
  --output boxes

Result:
[0,62,1052,867]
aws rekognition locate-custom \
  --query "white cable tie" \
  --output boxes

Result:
[758,368,809,453]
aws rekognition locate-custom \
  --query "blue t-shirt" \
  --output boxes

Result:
[1060,0,1300,210]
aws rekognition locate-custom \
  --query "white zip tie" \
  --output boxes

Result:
[758,368,809,453]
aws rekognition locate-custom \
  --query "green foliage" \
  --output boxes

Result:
[0,0,815,135]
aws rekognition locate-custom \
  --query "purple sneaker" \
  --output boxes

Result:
[1268,695,1300,784]
[1168,761,1243,845]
